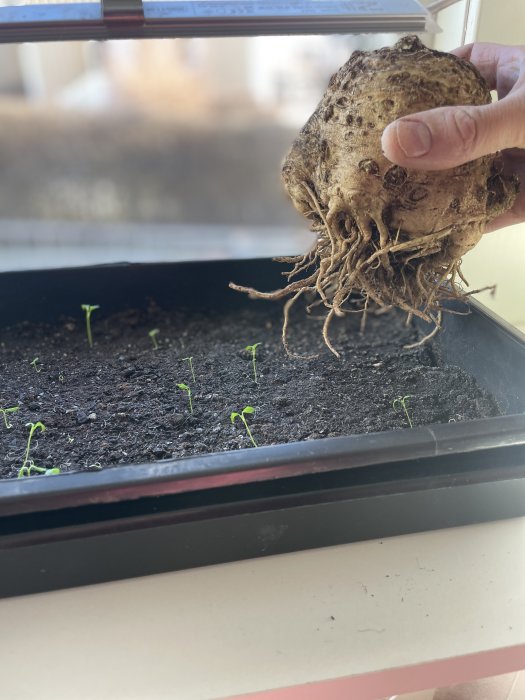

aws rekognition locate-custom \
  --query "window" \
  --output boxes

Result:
[0,11,430,268]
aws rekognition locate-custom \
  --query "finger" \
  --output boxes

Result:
[450,43,500,89]
[381,97,525,171]
[451,43,525,96]
[451,44,473,60]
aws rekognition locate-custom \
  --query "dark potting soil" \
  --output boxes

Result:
[0,300,500,480]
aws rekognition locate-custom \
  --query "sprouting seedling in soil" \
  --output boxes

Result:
[393,395,413,428]
[30,357,42,373]
[244,343,261,384]
[177,383,193,415]
[182,356,196,383]
[18,460,61,479]
[81,304,100,347]
[0,406,19,429]
[230,406,258,448]
[149,328,160,350]
[20,421,46,474]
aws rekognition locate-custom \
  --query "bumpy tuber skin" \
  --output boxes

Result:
[230,36,519,357]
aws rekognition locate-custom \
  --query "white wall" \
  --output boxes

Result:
[431,0,468,51]
[436,0,525,329]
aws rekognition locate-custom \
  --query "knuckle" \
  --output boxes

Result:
[451,108,479,153]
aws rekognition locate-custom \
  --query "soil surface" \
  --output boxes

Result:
[0,301,500,480]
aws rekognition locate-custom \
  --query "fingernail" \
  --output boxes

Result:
[395,119,432,157]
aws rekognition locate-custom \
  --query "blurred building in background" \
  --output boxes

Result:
[0,32,401,121]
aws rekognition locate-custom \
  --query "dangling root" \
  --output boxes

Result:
[322,309,340,358]
[282,289,319,360]
[404,311,442,349]
[229,182,482,357]
[359,295,369,334]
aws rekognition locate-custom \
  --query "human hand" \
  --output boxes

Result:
[381,42,525,231]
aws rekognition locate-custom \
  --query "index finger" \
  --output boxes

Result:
[451,42,523,92]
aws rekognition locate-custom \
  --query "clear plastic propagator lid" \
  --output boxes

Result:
[0,0,443,43]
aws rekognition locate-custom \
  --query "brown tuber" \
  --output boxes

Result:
[230,36,519,357]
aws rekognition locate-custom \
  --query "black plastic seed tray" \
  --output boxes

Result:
[0,259,524,598]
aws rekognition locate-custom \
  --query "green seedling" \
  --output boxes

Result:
[149,328,160,350]
[18,421,46,477]
[230,406,257,448]
[18,460,61,478]
[177,383,193,415]
[182,356,196,383]
[30,357,42,373]
[81,304,100,347]
[244,343,261,383]
[0,406,19,429]
[393,395,413,428]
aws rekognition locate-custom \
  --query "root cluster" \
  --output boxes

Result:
[231,183,469,357]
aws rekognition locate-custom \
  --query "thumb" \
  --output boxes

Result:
[381,98,525,171]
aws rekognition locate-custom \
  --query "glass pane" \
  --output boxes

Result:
[0,32,422,270]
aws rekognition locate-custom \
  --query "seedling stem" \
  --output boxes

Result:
[0,406,19,429]
[81,304,100,347]
[393,395,413,428]
[245,343,261,383]
[230,406,257,447]
[182,356,196,383]
[177,383,193,414]
[149,328,160,350]
[20,421,46,476]
[18,460,60,478]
